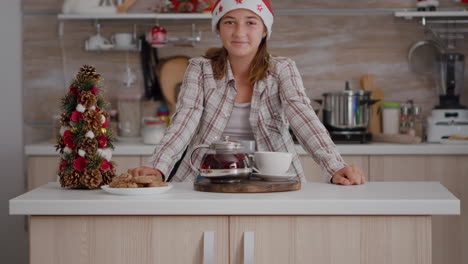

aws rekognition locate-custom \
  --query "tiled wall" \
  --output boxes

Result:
[22,0,468,143]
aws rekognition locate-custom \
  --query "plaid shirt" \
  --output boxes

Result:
[146,56,347,182]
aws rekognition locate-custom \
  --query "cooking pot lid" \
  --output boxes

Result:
[211,136,244,151]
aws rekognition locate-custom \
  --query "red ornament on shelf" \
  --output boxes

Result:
[146,25,168,48]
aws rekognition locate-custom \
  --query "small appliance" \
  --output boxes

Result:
[427,53,468,142]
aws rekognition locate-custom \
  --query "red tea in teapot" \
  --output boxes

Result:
[200,154,250,170]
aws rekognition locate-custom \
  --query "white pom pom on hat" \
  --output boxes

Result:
[211,0,275,39]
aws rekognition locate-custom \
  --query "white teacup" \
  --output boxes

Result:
[87,34,112,50]
[253,151,293,175]
[111,33,133,48]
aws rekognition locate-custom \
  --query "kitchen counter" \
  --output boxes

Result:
[10,181,459,216]
[25,139,468,156]
[10,181,459,264]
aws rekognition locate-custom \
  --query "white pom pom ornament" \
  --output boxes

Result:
[76,104,86,113]
[85,131,95,139]
[78,149,86,157]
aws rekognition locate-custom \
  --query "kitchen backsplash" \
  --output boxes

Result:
[23,0,468,143]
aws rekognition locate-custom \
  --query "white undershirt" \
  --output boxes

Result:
[222,102,255,141]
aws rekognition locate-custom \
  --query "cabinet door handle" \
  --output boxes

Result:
[203,231,214,264]
[244,231,255,264]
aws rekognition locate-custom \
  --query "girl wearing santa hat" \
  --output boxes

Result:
[130,0,365,186]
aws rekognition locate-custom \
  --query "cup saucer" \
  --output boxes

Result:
[252,172,296,181]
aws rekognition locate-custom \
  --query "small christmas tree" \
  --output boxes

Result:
[55,65,117,189]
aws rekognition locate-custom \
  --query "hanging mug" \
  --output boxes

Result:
[146,25,168,48]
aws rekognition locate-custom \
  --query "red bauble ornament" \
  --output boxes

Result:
[71,111,83,122]
[91,86,98,95]
[73,157,88,172]
[100,159,111,172]
[63,130,76,149]
[102,118,108,128]
[97,135,108,148]
[59,159,68,172]
[70,86,78,96]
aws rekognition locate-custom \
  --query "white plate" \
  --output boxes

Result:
[101,184,172,196]
[252,172,296,181]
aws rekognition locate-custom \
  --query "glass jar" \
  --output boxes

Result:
[399,105,412,134]
[141,117,166,144]
[381,102,401,134]
[412,106,424,139]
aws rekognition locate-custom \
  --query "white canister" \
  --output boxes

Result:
[141,118,166,144]
[381,102,401,134]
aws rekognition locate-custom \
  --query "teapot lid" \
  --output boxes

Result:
[211,136,244,151]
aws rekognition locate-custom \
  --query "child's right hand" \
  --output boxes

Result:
[127,166,165,182]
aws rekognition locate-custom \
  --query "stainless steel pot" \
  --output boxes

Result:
[320,84,378,131]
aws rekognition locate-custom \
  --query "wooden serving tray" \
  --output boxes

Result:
[193,178,301,193]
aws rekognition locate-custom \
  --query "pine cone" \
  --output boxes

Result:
[77,137,98,156]
[55,137,65,154]
[77,65,101,82]
[78,91,97,109]
[83,110,102,134]
[60,170,82,188]
[80,169,103,189]
[60,112,70,127]
[102,169,116,185]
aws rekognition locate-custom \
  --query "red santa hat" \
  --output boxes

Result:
[211,0,275,39]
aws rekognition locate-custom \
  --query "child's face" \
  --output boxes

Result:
[218,9,267,60]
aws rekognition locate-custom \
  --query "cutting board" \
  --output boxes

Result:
[158,56,190,114]
[360,74,384,135]
[194,178,301,193]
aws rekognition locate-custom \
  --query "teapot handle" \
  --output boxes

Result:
[189,144,210,173]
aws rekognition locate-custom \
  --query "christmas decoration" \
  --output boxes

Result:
[211,0,274,39]
[55,65,116,189]
[166,0,213,13]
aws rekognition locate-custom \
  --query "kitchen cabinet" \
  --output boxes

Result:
[29,214,431,264]
[229,215,430,264]
[299,155,369,182]
[30,215,229,264]
[370,155,468,264]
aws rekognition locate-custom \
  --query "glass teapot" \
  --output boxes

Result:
[189,136,252,182]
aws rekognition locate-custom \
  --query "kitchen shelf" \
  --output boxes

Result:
[57,13,212,20]
[58,13,207,47]
[394,9,468,48]
[395,10,468,19]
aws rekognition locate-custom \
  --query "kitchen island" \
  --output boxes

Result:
[10,181,459,264]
